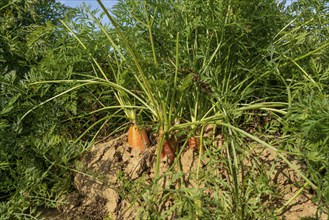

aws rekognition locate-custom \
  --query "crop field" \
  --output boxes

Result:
[0,0,328,219]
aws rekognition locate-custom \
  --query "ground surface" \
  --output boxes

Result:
[43,134,327,220]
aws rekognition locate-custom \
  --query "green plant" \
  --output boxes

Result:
[287,91,329,214]
[0,1,103,218]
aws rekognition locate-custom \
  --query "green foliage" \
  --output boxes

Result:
[288,91,329,212]
[0,1,101,218]
[0,0,73,76]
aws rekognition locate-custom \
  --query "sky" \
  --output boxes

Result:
[57,0,118,9]
[57,0,118,24]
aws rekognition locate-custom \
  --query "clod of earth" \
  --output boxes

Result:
[51,134,327,220]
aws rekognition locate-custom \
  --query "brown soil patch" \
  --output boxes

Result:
[255,148,327,220]
[44,134,327,220]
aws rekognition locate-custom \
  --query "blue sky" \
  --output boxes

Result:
[57,0,118,9]
[57,0,118,24]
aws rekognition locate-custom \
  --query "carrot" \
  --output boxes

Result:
[188,136,199,150]
[128,124,150,152]
[161,139,176,162]
[158,130,176,162]
[188,136,206,152]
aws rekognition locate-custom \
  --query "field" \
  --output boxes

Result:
[1,0,329,219]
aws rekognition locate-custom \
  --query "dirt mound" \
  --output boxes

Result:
[49,134,326,220]
[61,134,149,219]
[59,134,207,219]
[257,148,327,220]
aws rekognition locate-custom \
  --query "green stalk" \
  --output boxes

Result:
[238,102,288,111]
[196,124,205,181]
[73,111,120,143]
[290,59,321,90]
[60,20,109,82]
[217,122,317,190]
[294,41,329,62]
[275,182,309,215]
[228,127,241,217]
[97,0,161,122]
[29,79,156,117]
[61,14,136,120]
[154,133,165,182]
[168,32,180,127]
[195,124,206,218]
[83,3,125,60]
[144,1,158,67]
[21,82,93,120]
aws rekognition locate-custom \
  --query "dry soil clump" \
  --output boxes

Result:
[48,134,327,220]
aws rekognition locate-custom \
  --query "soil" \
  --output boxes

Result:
[43,134,327,220]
